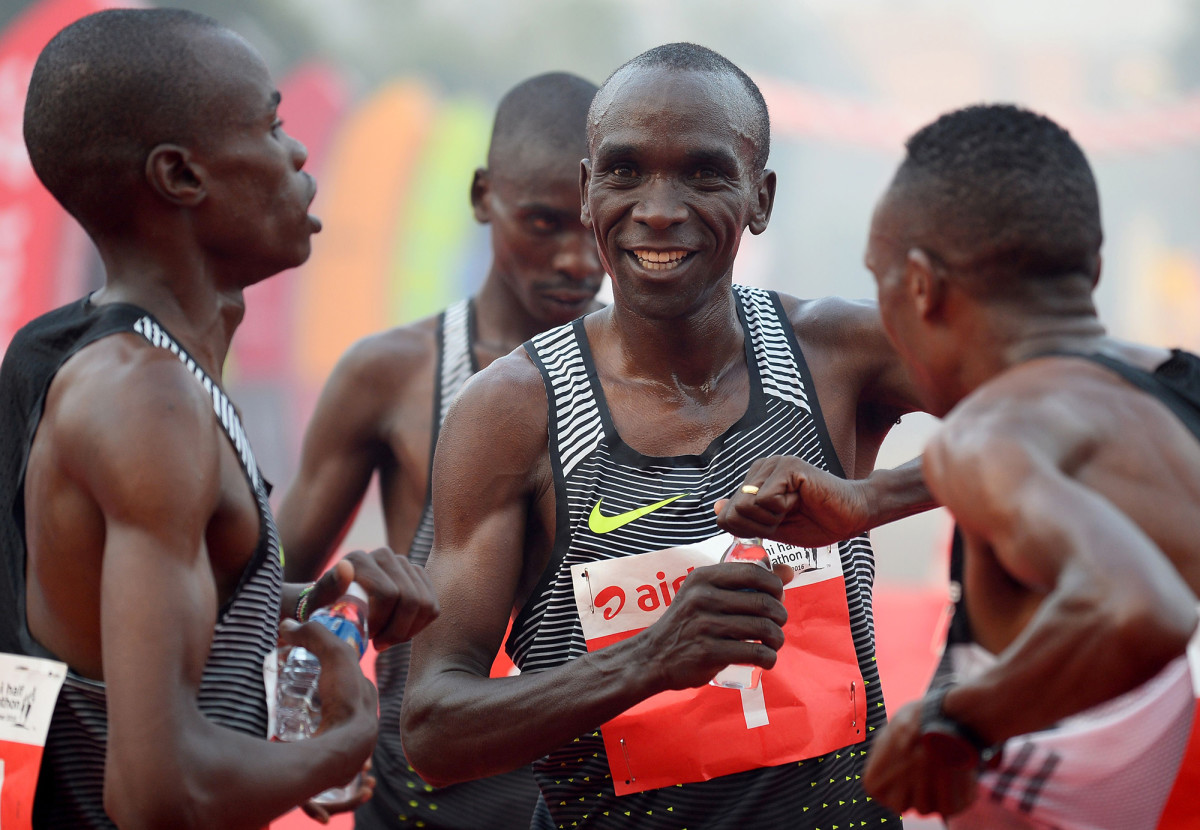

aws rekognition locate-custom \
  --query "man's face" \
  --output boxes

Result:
[191,31,319,282]
[581,66,772,320]
[865,189,955,416]
[477,144,605,328]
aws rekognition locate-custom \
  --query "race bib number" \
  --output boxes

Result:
[572,533,866,795]
[0,653,67,830]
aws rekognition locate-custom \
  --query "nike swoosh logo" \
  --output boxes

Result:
[588,494,688,534]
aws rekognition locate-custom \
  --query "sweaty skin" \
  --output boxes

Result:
[400,64,923,788]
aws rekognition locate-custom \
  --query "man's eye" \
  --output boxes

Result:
[528,216,557,232]
[611,165,637,178]
[692,167,720,180]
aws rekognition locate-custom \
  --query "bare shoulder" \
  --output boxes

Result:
[330,316,440,394]
[779,294,888,350]
[777,292,921,420]
[449,347,547,432]
[928,363,1120,501]
[47,335,224,512]
[437,349,549,482]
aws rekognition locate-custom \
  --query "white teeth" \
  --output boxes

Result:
[633,249,689,270]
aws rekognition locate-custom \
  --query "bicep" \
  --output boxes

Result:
[417,364,548,675]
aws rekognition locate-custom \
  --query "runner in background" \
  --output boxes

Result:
[277,72,604,829]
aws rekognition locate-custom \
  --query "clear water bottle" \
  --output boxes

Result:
[274,581,369,804]
[709,536,772,691]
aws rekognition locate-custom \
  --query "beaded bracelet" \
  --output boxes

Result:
[295,582,317,622]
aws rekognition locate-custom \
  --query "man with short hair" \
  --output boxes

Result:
[853,104,1200,828]
[277,72,604,829]
[401,43,931,829]
[2,9,437,828]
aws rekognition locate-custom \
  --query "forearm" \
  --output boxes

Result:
[944,581,1195,745]
[108,709,373,829]
[943,485,1197,745]
[403,637,661,786]
[863,456,937,529]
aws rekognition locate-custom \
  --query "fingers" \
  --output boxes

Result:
[341,548,440,649]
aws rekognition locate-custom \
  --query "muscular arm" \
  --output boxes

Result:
[718,297,934,543]
[401,353,790,786]
[278,338,400,581]
[53,349,377,829]
[930,416,1197,745]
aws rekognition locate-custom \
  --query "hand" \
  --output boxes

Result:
[309,549,441,650]
[716,456,871,547]
[277,617,378,750]
[300,760,376,824]
[863,699,979,818]
[635,562,792,691]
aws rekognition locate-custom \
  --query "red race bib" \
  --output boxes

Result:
[572,534,866,796]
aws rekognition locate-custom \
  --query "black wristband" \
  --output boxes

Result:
[919,684,1002,769]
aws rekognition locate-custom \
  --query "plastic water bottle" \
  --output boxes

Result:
[274,581,369,804]
[709,536,772,690]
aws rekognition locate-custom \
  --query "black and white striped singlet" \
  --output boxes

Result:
[357,299,541,830]
[514,285,899,829]
[0,299,282,829]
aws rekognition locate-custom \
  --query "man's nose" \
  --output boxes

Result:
[554,230,604,282]
[630,177,688,230]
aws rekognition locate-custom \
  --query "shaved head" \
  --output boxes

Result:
[891,104,1102,284]
[588,43,770,172]
[23,8,239,236]
[487,72,598,174]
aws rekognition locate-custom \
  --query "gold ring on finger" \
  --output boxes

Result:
[740,484,760,495]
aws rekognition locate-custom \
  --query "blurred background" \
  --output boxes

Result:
[3,0,1199,825]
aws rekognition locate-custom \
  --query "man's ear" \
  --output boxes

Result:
[905,248,947,320]
[146,144,204,207]
[579,158,592,226]
[748,168,776,235]
[470,168,491,224]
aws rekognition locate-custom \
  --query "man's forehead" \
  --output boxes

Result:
[591,65,754,145]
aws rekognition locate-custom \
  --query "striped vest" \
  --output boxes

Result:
[3,301,283,829]
[515,285,898,829]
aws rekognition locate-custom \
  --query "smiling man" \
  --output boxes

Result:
[276,72,603,830]
[401,44,927,829]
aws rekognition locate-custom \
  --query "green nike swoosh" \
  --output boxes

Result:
[588,493,688,534]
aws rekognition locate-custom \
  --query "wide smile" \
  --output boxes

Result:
[627,249,695,272]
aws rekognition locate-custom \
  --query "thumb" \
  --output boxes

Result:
[310,558,355,614]
[772,562,795,587]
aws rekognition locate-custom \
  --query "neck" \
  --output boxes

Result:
[92,241,247,378]
[604,286,745,394]
[472,274,551,354]
[955,298,1108,403]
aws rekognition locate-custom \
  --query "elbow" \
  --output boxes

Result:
[400,696,465,788]
[105,763,208,830]
[1110,591,1197,684]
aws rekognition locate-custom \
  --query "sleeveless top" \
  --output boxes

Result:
[938,349,1200,828]
[515,285,899,830]
[0,298,282,829]
[357,299,541,830]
